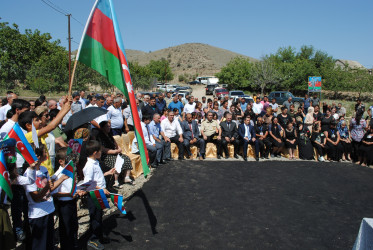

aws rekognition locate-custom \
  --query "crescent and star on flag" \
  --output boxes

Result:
[122,64,133,94]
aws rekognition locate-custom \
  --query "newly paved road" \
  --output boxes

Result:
[82,160,373,249]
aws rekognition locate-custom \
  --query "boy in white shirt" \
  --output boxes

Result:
[53,147,84,250]
[24,144,67,250]
[83,140,115,249]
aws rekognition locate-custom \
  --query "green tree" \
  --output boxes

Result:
[250,60,281,95]
[26,47,68,93]
[129,61,153,90]
[147,58,174,83]
[215,57,253,90]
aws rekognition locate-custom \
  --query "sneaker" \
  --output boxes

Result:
[320,156,325,162]
[88,239,105,250]
[16,230,26,242]
[113,182,121,188]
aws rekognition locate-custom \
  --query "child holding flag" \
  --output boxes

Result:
[83,140,115,250]
[24,144,68,250]
[18,95,72,176]
[52,147,82,250]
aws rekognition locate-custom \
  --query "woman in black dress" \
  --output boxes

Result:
[297,124,314,160]
[277,106,289,129]
[284,121,297,159]
[324,122,343,161]
[269,117,284,158]
[359,127,373,167]
[97,120,134,187]
[321,109,334,132]
[311,124,328,162]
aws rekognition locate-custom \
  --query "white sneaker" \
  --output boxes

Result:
[113,182,121,188]
[320,156,325,162]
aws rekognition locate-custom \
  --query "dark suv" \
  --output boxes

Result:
[267,91,304,106]
[205,84,219,95]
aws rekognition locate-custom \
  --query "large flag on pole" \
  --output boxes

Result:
[76,0,150,177]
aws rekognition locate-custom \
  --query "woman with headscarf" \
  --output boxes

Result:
[359,126,373,167]
[304,106,314,133]
[97,120,133,187]
[337,120,352,161]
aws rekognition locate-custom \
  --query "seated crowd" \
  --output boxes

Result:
[0,89,373,249]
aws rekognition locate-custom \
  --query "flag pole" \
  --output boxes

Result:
[68,0,99,96]
[68,59,78,96]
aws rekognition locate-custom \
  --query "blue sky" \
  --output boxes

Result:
[2,0,372,68]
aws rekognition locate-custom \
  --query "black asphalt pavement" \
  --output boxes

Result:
[81,160,373,249]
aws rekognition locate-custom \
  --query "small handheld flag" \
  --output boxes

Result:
[62,160,77,196]
[110,193,126,214]
[32,123,39,148]
[89,189,110,209]
[6,123,37,164]
[0,150,13,200]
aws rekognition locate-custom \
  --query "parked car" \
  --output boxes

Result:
[205,83,219,95]
[172,92,187,99]
[188,80,201,85]
[229,90,245,99]
[233,96,254,105]
[213,88,229,98]
[175,86,193,93]
[267,91,304,106]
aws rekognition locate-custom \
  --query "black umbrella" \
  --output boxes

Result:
[64,107,108,131]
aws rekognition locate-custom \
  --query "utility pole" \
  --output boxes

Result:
[67,14,72,84]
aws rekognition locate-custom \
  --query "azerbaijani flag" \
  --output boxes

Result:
[76,0,149,177]
[0,150,13,200]
[110,193,126,214]
[62,160,77,196]
[6,123,37,164]
[89,189,110,209]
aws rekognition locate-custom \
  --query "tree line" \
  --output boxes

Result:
[216,46,373,96]
[0,22,174,94]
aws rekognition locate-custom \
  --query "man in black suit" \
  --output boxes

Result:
[219,113,239,159]
[238,115,260,161]
[181,113,205,160]
[141,97,160,117]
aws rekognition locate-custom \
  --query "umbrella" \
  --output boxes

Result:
[64,107,108,131]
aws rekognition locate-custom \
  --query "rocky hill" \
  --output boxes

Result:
[125,43,258,81]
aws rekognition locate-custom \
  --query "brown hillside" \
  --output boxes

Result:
[125,43,258,81]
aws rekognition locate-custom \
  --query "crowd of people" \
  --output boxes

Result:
[0,89,372,250]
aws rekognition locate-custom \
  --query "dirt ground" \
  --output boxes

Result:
[79,160,373,250]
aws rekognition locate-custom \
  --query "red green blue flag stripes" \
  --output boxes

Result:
[89,189,110,209]
[6,123,37,165]
[110,193,126,214]
[0,150,13,200]
[62,160,77,196]
[76,0,150,177]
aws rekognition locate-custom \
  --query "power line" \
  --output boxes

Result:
[40,0,83,26]
[41,0,67,15]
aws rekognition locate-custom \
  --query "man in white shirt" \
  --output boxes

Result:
[160,111,184,160]
[253,97,264,120]
[107,97,124,136]
[0,92,17,121]
[269,98,279,116]
[86,96,97,108]
[183,96,196,114]
[79,90,87,109]
[132,115,162,167]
